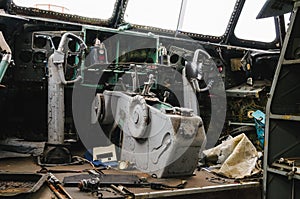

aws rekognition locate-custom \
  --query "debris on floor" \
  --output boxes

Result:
[0,138,45,159]
[0,173,47,197]
[203,133,262,179]
[0,181,36,194]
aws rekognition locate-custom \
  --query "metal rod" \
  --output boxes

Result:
[228,121,255,126]
[57,184,73,199]
[47,181,64,199]
[175,0,187,37]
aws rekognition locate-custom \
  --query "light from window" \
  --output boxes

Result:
[13,0,116,19]
[124,0,182,30]
[180,0,237,36]
[284,12,291,32]
[235,0,276,42]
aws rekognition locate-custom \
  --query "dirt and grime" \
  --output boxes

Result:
[0,181,35,194]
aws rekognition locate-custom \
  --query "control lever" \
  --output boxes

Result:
[142,74,155,95]
[53,32,87,85]
[43,32,87,164]
[130,64,140,92]
[163,91,170,103]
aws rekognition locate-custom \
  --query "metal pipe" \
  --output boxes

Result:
[191,78,214,92]
[0,54,11,83]
[47,181,65,199]
[0,32,11,53]
[193,49,211,63]
[0,31,12,83]
[57,184,73,199]
[57,32,86,53]
[228,121,255,127]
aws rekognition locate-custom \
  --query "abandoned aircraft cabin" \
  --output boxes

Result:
[0,0,299,198]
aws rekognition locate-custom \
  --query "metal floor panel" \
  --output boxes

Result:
[0,157,262,199]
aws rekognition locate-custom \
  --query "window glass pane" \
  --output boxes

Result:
[285,12,292,32]
[180,0,237,36]
[235,0,276,42]
[124,0,182,30]
[13,0,115,19]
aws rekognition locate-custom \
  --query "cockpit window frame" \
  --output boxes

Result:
[12,0,118,20]
[121,0,243,43]
[8,0,282,50]
[119,0,280,49]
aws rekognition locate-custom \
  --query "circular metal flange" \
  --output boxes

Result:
[91,93,104,124]
[128,95,149,138]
